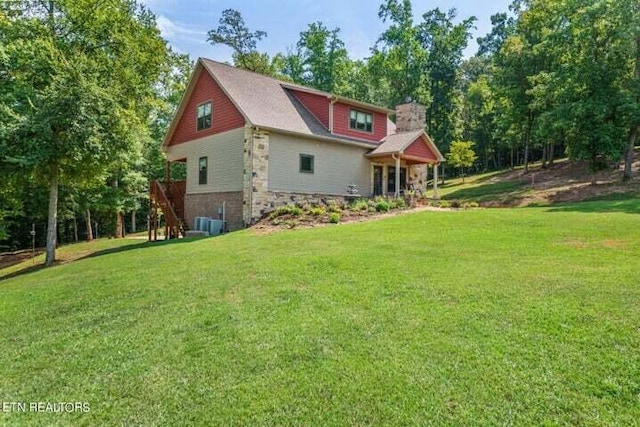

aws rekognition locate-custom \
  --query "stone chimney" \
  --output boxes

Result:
[395,101,426,133]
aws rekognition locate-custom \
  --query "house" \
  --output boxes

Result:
[151,58,444,237]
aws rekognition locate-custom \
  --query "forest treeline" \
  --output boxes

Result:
[1,0,638,263]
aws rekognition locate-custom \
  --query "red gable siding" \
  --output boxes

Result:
[169,69,245,146]
[332,102,387,142]
[404,136,438,161]
[290,90,330,128]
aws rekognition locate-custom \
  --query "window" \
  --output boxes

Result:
[197,101,212,131]
[199,156,208,185]
[299,154,314,174]
[349,109,373,133]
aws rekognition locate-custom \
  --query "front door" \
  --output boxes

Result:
[373,165,383,196]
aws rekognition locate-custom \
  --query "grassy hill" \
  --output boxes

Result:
[439,156,640,207]
[1,202,639,425]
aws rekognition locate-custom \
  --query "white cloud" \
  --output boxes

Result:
[156,15,207,43]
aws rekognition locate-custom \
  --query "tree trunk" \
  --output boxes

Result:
[131,210,136,233]
[73,214,78,242]
[541,143,548,169]
[510,146,514,169]
[523,114,533,174]
[115,211,124,238]
[86,209,93,242]
[45,168,59,266]
[549,142,555,165]
[623,127,638,181]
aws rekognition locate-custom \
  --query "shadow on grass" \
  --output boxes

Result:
[546,196,640,214]
[0,237,206,283]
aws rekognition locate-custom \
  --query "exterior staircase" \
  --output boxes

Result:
[149,180,186,241]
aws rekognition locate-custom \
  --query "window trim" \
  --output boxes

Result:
[299,154,315,174]
[196,101,212,131]
[198,156,208,185]
[349,108,374,134]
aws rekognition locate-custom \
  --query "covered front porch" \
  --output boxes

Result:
[366,129,444,198]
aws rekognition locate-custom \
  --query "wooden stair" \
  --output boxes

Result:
[149,180,186,241]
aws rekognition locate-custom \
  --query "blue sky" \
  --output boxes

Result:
[140,0,513,62]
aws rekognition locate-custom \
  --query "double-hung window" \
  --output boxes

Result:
[349,109,373,133]
[199,156,208,185]
[197,101,212,131]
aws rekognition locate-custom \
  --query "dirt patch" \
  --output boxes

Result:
[0,249,44,270]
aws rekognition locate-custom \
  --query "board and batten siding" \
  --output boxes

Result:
[165,128,244,194]
[268,132,371,195]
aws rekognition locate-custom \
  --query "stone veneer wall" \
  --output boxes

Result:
[243,128,271,225]
[185,191,244,231]
[395,102,427,132]
[257,191,349,216]
[408,164,428,192]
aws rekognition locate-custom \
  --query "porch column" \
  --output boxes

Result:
[433,163,439,199]
[395,155,401,198]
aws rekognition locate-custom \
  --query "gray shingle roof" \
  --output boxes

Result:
[368,129,445,162]
[368,130,424,155]
[200,59,383,145]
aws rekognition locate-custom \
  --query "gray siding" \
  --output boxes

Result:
[165,128,244,194]
[268,132,371,195]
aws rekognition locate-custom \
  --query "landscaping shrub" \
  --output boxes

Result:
[327,200,342,213]
[349,199,369,212]
[390,198,406,209]
[375,199,390,212]
[450,200,461,209]
[439,200,451,208]
[269,204,302,219]
[329,212,340,223]
[309,207,326,216]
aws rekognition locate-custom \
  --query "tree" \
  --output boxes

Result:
[447,141,478,182]
[207,9,275,74]
[418,8,476,155]
[372,0,428,107]
[283,22,350,94]
[0,0,167,265]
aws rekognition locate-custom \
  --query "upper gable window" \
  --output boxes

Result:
[349,109,373,133]
[197,101,212,131]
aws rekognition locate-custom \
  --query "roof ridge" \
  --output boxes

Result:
[201,57,304,89]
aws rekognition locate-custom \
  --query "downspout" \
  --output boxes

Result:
[329,96,337,133]
[248,127,255,225]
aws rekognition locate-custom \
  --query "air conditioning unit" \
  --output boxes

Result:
[207,219,223,236]
[194,216,212,233]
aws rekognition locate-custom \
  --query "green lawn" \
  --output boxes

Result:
[1,203,639,425]
[437,168,531,203]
